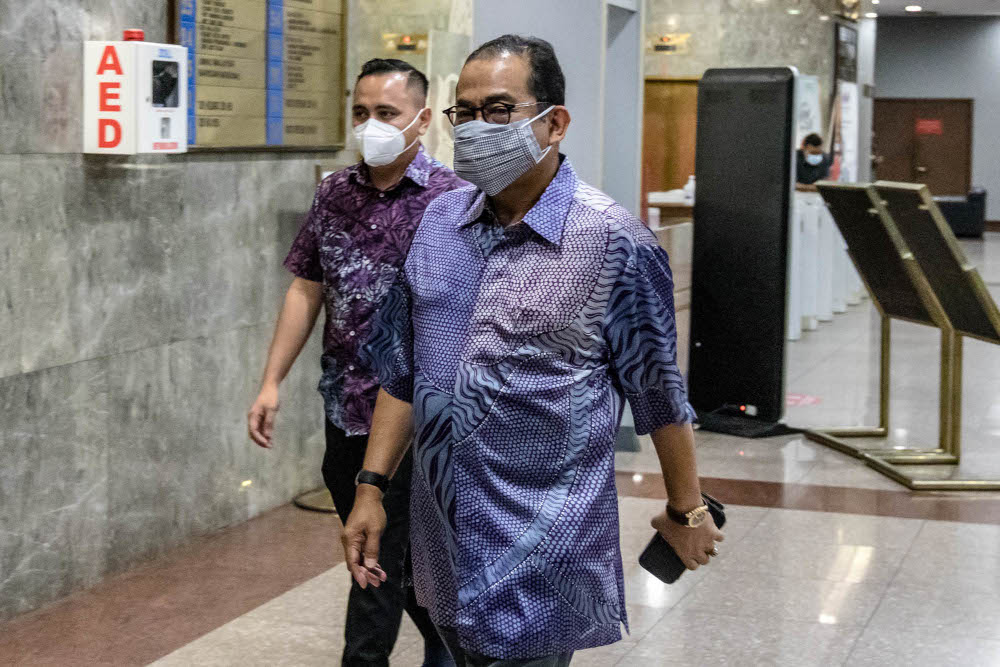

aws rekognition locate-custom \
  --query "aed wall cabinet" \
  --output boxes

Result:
[84,39,188,154]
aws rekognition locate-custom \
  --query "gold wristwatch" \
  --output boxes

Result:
[666,503,709,528]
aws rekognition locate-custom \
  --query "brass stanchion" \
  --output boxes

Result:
[802,182,1000,490]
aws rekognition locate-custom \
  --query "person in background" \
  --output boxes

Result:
[342,35,723,666]
[248,58,464,667]
[796,132,832,191]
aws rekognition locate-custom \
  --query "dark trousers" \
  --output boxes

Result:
[436,626,574,667]
[323,421,452,667]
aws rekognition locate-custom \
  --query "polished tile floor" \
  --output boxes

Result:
[3,234,1000,665]
[147,500,1000,667]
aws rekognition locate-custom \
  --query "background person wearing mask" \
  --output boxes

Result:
[247,58,464,667]
[796,132,832,191]
[343,35,723,666]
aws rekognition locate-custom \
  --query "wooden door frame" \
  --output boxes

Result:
[874,97,974,194]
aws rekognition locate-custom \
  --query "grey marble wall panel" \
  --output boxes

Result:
[104,328,250,572]
[0,357,110,621]
[645,0,839,115]
[0,0,442,623]
[0,47,43,154]
[1,156,22,378]
[242,321,327,517]
[15,155,182,373]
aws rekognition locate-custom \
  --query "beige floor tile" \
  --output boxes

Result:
[149,615,344,666]
[569,641,633,666]
[622,560,707,610]
[846,627,1000,667]
[681,570,887,626]
[751,508,924,547]
[893,521,1000,594]
[866,581,1000,640]
[620,603,671,645]
[797,458,909,491]
[713,529,908,583]
[244,566,352,627]
[622,610,863,667]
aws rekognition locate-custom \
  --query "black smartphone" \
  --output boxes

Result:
[638,494,726,584]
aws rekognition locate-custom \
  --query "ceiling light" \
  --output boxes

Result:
[819,14,830,20]
[865,12,878,18]
[905,5,922,10]
[872,0,879,4]
[788,8,802,14]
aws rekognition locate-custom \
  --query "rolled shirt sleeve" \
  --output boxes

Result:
[604,242,696,434]
[283,190,325,282]
[361,272,415,403]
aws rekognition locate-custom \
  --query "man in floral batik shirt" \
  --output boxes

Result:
[248,59,465,667]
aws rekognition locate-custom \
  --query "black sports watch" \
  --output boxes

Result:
[355,469,390,494]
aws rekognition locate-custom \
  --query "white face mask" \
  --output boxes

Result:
[353,110,424,167]
[452,106,555,196]
[805,152,824,166]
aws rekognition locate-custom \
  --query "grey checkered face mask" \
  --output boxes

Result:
[452,106,555,196]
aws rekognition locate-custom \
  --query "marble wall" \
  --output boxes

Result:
[0,0,449,622]
[645,0,841,119]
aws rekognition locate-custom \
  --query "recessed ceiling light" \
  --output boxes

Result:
[865,11,878,18]
[819,14,830,20]
[905,4,923,11]
[872,0,879,4]
[788,8,802,14]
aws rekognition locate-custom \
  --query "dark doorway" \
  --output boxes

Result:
[873,98,973,196]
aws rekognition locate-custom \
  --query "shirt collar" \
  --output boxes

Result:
[349,144,432,189]
[458,156,577,246]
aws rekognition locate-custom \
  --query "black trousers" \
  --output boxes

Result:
[323,420,451,667]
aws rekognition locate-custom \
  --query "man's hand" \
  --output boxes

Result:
[651,511,724,571]
[342,486,389,589]
[248,383,280,448]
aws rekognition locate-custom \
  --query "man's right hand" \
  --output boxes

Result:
[342,485,389,589]
[248,383,280,448]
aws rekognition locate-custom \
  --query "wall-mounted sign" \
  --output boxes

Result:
[176,0,345,149]
[916,118,944,136]
[835,0,860,20]
[382,33,428,55]
[647,33,691,55]
[84,37,189,154]
[835,23,858,84]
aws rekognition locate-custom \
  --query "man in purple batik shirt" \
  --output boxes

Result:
[343,36,724,666]
[248,59,464,667]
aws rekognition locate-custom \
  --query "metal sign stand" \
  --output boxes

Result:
[804,182,1000,490]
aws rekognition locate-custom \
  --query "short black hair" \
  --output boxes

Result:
[356,58,429,100]
[803,133,823,147]
[466,34,565,106]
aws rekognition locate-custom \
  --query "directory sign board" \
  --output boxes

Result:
[176,0,345,148]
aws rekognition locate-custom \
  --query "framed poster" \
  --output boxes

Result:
[173,0,346,150]
[834,23,858,84]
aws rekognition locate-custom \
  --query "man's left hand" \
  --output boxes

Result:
[651,510,725,571]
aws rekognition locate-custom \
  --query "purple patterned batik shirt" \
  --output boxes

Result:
[284,146,465,435]
[364,157,696,659]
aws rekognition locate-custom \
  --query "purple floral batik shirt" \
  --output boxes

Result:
[365,157,696,659]
[284,146,465,435]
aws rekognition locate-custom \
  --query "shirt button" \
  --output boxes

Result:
[371,224,377,230]
[378,192,386,198]
[348,365,355,371]
[349,330,356,337]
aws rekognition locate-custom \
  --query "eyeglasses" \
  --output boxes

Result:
[443,101,548,127]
